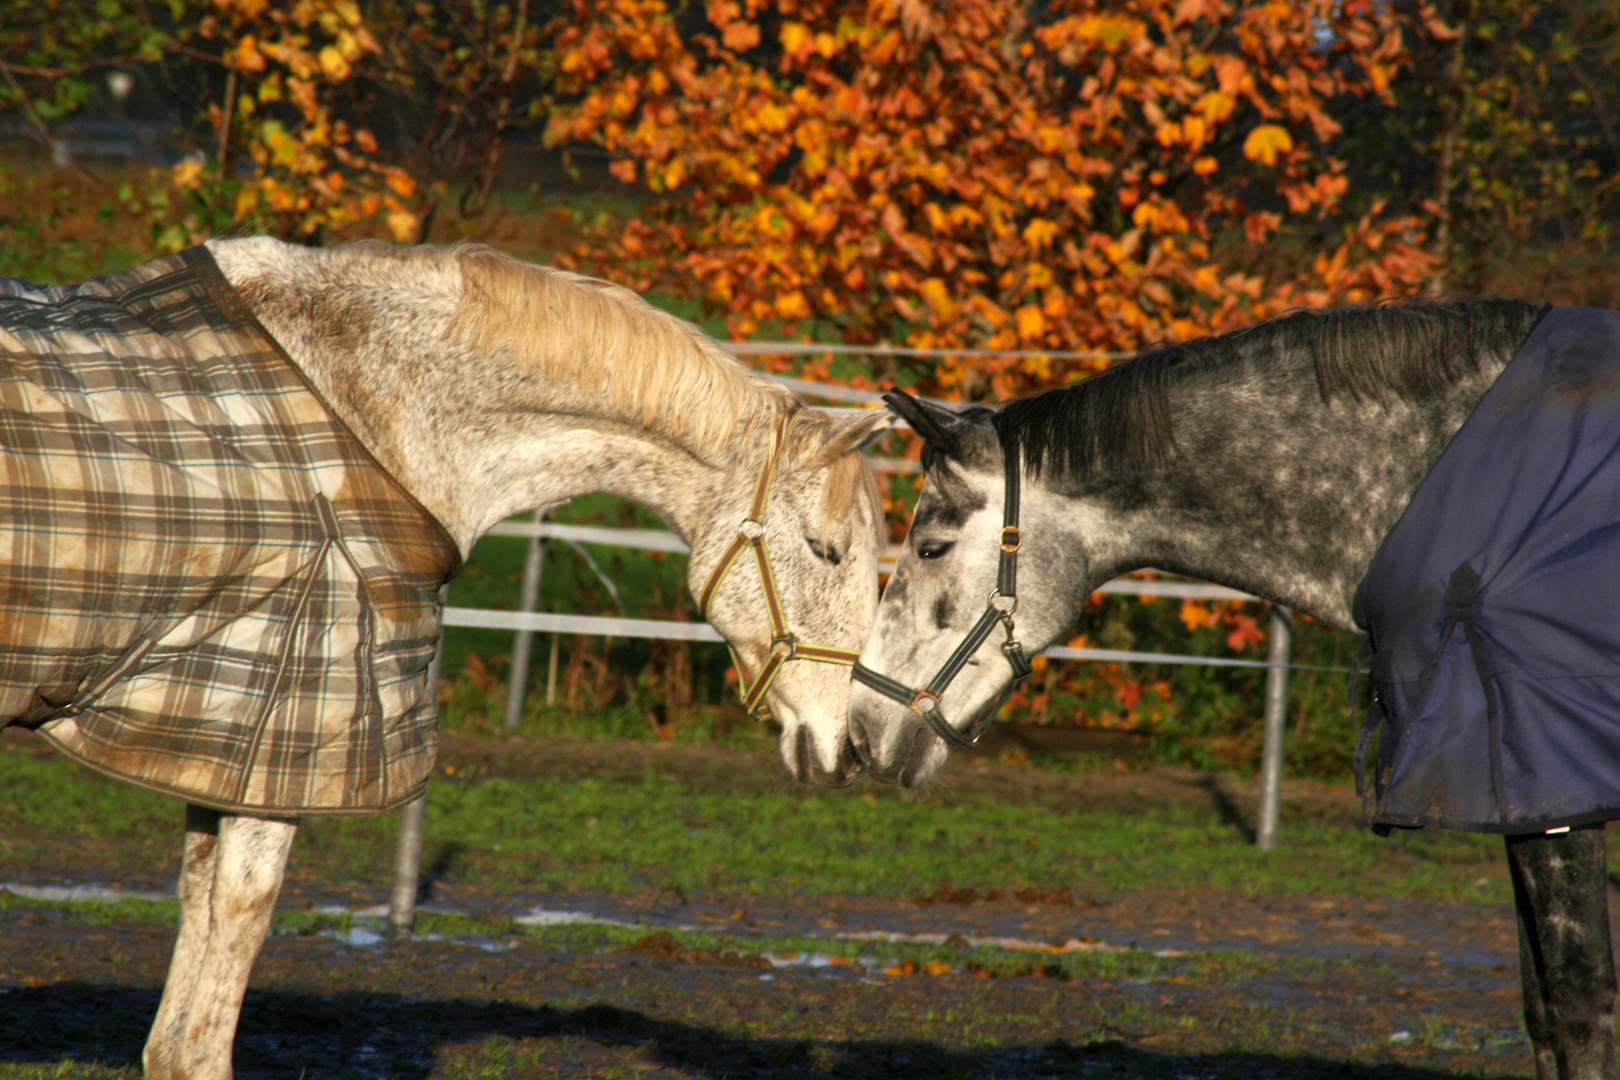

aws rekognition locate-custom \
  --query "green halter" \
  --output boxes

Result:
[852,447,1034,747]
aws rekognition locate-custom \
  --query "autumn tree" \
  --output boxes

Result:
[547,0,1437,399]
[1343,0,1620,294]
[1,0,422,247]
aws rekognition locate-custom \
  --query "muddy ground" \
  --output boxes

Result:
[0,730,1585,1079]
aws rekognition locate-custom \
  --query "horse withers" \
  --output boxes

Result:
[0,238,892,1079]
[850,301,1618,1080]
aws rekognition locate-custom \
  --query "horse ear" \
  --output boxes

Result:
[818,407,897,462]
[882,392,992,462]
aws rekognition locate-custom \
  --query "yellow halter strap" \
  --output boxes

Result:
[697,409,861,719]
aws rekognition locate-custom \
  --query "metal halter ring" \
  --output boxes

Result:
[999,526,1022,553]
[769,634,797,660]
[909,688,941,713]
[988,589,1017,616]
[738,519,766,540]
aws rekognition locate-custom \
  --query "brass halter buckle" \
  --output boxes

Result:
[999,526,1022,553]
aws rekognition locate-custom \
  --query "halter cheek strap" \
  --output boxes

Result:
[698,409,862,720]
[852,445,1034,748]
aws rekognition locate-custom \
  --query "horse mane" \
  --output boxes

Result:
[442,243,798,458]
[994,298,1546,481]
[423,242,876,538]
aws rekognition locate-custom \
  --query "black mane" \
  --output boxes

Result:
[992,298,1546,481]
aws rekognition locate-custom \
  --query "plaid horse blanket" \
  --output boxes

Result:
[0,247,459,815]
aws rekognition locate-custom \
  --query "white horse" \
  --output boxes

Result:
[0,237,892,1079]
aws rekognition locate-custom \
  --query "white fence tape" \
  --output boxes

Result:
[441,609,1336,671]
[729,341,1130,362]
[444,607,724,642]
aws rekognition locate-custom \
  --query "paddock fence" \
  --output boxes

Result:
[386,345,1335,934]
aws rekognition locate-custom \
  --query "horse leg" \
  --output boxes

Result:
[144,805,224,1079]
[1505,824,1616,1080]
[142,811,298,1080]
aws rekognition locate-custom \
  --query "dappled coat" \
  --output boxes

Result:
[1356,305,1620,833]
[0,247,458,814]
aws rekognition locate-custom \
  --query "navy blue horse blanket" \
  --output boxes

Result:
[1356,305,1620,833]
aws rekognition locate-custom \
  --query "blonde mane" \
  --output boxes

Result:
[444,244,797,457]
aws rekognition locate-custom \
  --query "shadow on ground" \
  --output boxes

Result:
[0,981,1513,1079]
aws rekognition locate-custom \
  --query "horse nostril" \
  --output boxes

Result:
[848,716,871,759]
[793,725,813,783]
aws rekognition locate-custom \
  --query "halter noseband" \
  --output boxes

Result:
[852,446,1034,748]
[698,408,862,720]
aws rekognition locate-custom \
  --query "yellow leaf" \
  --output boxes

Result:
[1022,218,1058,249]
[775,290,809,319]
[171,159,204,190]
[814,32,838,57]
[757,102,790,132]
[234,35,266,73]
[1193,155,1218,175]
[387,210,418,241]
[318,45,350,81]
[779,22,810,56]
[1242,124,1292,166]
[1015,304,1045,340]
[386,171,416,197]
[1194,91,1234,123]
[662,158,686,189]
[918,277,956,321]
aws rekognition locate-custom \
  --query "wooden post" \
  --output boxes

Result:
[504,508,547,728]
[1256,605,1292,851]
[388,584,447,938]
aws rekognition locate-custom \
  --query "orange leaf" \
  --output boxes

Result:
[722,21,760,51]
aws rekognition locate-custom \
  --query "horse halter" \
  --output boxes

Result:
[698,408,862,720]
[852,446,1034,748]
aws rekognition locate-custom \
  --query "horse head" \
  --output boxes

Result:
[849,393,1093,787]
[688,406,894,786]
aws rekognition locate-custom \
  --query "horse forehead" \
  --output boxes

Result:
[914,468,991,529]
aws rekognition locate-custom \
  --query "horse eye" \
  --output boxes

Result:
[806,538,842,565]
[916,540,953,559]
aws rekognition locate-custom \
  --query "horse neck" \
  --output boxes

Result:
[207,237,782,555]
[1062,355,1513,631]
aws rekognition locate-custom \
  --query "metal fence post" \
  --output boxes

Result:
[1256,605,1292,851]
[503,507,548,728]
[388,584,447,939]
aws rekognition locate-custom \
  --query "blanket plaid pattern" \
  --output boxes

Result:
[0,247,458,814]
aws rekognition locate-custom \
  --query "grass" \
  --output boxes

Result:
[0,744,1534,906]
